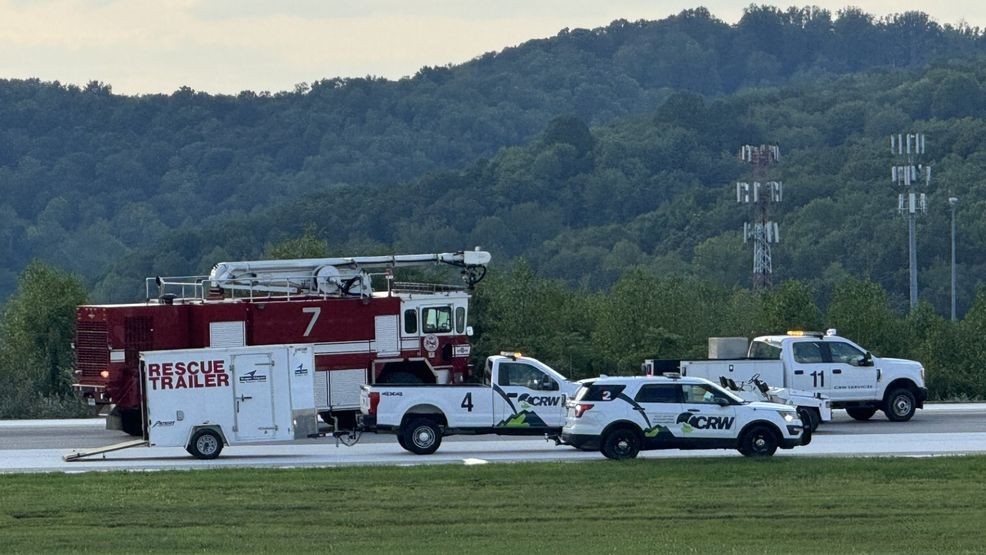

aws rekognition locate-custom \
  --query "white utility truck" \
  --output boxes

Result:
[357,353,580,454]
[645,330,927,422]
[65,344,318,461]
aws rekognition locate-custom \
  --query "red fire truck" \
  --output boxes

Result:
[73,250,491,435]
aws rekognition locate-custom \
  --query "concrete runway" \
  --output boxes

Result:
[1,403,984,473]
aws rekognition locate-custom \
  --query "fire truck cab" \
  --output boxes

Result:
[73,250,491,435]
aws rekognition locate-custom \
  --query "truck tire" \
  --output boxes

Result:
[186,429,224,460]
[401,418,442,455]
[601,427,641,460]
[739,425,778,457]
[120,408,144,437]
[846,407,877,421]
[797,407,820,432]
[884,388,917,422]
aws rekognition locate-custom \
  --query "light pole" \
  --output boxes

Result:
[949,196,958,321]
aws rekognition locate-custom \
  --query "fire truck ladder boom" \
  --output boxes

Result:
[205,249,491,297]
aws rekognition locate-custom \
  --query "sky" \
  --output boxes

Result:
[0,0,983,96]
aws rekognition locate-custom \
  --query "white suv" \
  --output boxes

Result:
[561,376,809,459]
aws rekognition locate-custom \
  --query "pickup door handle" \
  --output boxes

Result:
[793,370,804,376]
[507,393,518,398]
[688,409,700,413]
[832,369,842,374]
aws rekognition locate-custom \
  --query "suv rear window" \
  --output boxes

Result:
[575,384,626,402]
[634,384,680,403]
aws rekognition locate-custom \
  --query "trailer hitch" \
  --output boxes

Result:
[333,429,362,447]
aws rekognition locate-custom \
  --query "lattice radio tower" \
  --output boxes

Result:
[891,133,929,311]
[737,145,782,291]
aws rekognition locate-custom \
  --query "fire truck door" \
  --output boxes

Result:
[231,353,276,441]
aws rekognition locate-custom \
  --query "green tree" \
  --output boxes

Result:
[0,261,88,416]
[826,278,906,356]
[760,281,822,333]
[263,224,329,259]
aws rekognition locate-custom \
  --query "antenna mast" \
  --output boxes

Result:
[891,133,929,311]
[737,144,782,291]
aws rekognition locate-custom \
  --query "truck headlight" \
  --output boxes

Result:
[783,413,795,423]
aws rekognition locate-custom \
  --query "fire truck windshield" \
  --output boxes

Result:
[422,306,452,333]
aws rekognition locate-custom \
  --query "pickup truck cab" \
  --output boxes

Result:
[648,330,927,422]
[358,353,580,454]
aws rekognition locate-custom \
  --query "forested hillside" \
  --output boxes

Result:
[94,59,986,318]
[2,5,985,305]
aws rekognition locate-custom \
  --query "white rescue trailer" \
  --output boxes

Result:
[65,344,317,461]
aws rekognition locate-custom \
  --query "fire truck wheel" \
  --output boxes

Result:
[187,429,224,460]
[846,407,877,421]
[401,417,442,455]
[120,409,143,437]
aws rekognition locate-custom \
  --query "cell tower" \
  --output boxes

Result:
[736,144,782,291]
[891,133,929,311]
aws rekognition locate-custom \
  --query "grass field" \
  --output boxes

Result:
[2,456,986,553]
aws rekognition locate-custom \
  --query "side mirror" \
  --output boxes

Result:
[465,326,474,337]
[861,352,873,367]
[716,398,731,407]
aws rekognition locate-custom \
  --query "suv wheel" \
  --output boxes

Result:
[739,425,778,457]
[601,427,641,460]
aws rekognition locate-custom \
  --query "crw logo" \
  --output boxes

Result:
[518,393,561,407]
[676,412,735,430]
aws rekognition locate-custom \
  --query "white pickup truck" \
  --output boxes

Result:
[645,330,927,422]
[358,353,580,454]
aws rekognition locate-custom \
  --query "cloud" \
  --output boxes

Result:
[0,0,983,95]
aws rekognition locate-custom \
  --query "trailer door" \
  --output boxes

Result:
[231,353,276,440]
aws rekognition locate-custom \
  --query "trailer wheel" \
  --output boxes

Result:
[797,407,820,432]
[884,388,917,422]
[401,418,442,455]
[187,429,224,460]
[601,427,641,460]
[739,425,778,457]
[846,407,877,421]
